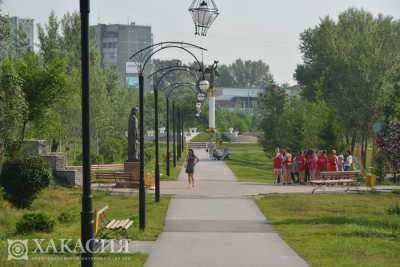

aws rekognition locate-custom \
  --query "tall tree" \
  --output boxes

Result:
[0,1,11,61]
[0,59,27,156]
[15,53,67,140]
[295,8,400,152]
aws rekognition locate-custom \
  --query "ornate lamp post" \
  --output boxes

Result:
[149,66,202,202]
[129,42,206,229]
[189,0,220,36]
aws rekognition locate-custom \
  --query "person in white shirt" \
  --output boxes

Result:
[344,150,353,171]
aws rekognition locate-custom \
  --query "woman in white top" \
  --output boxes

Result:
[344,150,353,171]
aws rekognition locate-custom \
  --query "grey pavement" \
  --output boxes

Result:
[144,149,309,267]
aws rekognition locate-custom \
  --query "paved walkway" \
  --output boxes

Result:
[144,149,309,267]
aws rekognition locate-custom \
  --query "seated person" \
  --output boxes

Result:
[223,147,230,160]
[213,149,222,160]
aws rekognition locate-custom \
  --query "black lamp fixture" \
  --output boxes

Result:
[189,0,220,36]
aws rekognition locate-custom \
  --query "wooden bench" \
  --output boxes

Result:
[310,171,360,193]
[94,205,134,238]
[94,171,139,189]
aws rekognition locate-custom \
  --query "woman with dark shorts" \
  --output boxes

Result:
[185,149,199,188]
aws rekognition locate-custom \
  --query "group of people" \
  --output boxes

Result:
[273,148,353,185]
[207,140,230,160]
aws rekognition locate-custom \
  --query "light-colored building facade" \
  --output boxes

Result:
[94,23,153,89]
[10,16,34,53]
[215,88,265,113]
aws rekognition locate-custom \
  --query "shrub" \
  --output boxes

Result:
[0,156,51,208]
[57,211,75,224]
[16,212,55,233]
[99,137,125,163]
[387,203,400,216]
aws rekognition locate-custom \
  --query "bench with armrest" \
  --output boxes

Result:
[310,171,360,193]
[94,205,134,238]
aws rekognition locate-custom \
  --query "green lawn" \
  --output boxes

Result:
[0,186,170,266]
[223,143,274,183]
[256,193,400,267]
[191,132,216,142]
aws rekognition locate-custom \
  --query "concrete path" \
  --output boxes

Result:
[144,149,309,267]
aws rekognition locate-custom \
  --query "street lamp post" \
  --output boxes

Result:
[138,73,146,229]
[129,42,207,229]
[153,75,160,203]
[149,65,202,183]
[177,107,181,160]
[166,98,170,176]
[80,0,93,266]
[181,110,185,154]
[172,101,177,167]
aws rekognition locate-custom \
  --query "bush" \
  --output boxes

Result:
[57,211,75,224]
[387,204,400,216]
[0,156,51,208]
[99,137,125,163]
[16,212,55,233]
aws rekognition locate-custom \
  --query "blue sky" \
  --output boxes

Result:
[3,0,400,85]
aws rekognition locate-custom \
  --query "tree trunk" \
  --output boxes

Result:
[20,120,27,143]
[350,134,357,154]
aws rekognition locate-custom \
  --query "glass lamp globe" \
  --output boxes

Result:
[199,80,210,92]
[197,92,206,102]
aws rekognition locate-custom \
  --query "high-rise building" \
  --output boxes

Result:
[94,22,153,89]
[9,16,34,53]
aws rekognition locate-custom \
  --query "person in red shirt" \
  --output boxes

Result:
[307,150,318,180]
[282,148,293,185]
[273,148,283,184]
[317,150,328,179]
[295,151,306,184]
[327,149,338,172]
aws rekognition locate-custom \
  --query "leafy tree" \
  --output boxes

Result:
[0,1,11,61]
[37,11,62,63]
[295,8,400,154]
[216,59,274,88]
[258,85,287,151]
[15,53,67,141]
[0,59,27,157]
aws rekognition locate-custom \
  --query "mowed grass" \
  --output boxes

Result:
[223,143,274,183]
[256,193,400,267]
[0,186,170,266]
[191,132,216,142]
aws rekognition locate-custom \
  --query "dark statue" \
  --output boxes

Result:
[128,107,139,162]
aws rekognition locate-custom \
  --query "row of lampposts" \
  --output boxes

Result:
[79,0,219,265]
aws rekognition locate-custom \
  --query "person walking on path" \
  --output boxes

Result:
[185,149,199,188]
[273,148,283,184]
